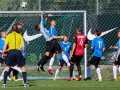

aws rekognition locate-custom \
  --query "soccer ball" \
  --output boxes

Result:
[21,2,27,8]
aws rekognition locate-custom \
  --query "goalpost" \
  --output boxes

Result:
[0,10,87,79]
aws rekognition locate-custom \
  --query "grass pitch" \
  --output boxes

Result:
[0,79,120,90]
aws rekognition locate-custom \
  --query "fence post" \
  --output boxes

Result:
[96,0,99,15]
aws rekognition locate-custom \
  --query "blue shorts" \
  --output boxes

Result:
[6,50,24,67]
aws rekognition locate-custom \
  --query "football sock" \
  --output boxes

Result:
[37,55,50,66]
[113,66,117,79]
[70,64,74,77]
[77,65,81,76]
[55,69,59,78]
[73,70,76,78]
[37,55,46,66]
[49,57,54,69]
[118,66,120,73]
[4,71,8,84]
[22,72,27,84]
[96,68,102,79]
[41,56,50,66]
[62,55,70,66]
[87,66,91,77]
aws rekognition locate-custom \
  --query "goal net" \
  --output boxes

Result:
[0,11,87,80]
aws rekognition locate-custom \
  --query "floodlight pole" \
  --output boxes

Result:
[96,0,99,15]
[38,0,41,11]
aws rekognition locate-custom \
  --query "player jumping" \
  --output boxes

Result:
[47,17,70,74]
[35,13,64,72]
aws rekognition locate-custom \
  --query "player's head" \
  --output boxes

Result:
[1,31,6,38]
[63,35,69,43]
[12,24,18,32]
[48,18,56,26]
[35,24,41,31]
[118,30,120,38]
[94,29,101,37]
[76,26,82,33]
[17,20,24,29]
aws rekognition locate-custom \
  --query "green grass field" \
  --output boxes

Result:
[0,79,120,90]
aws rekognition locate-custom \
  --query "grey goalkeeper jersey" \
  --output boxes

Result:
[40,18,53,41]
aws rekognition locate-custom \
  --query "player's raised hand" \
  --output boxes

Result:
[40,13,43,18]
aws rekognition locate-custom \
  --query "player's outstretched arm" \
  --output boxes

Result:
[40,13,44,19]
[52,36,64,39]
[109,46,118,49]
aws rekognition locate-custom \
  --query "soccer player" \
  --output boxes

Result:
[12,20,24,80]
[35,13,63,72]
[68,26,88,81]
[2,24,29,87]
[0,31,7,67]
[47,18,70,74]
[12,30,28,81]
[88,29,105,81]
[109,30,120,81]
[53,35,77,80]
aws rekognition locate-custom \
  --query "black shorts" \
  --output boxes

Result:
[52,40,62,53]
[0,57,5,64]
[46,41,53,52]
[90,56,101,65]
[71,55,83,65]
[113,55,120,65]
[6,50,24,67]
[58,60,67,67]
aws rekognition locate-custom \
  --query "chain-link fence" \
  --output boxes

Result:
[0,0,120,79]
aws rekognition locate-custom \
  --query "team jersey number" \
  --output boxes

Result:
[98,41,102,49]
[78,38,84,49]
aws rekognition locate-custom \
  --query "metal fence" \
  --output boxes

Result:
[0,0,120,79]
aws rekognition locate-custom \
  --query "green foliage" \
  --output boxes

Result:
[0,0,120,15]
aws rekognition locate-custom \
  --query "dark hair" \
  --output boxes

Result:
[17,30,23,35]
[12,24,18,32]
[18,20,24,26]
[1,31,6,34]
[34,24,40,30]
[94,29,101,36]
[76,26,82,32]
[47,17,54,24]
[118,30,120,33]
[64,35,68,38]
